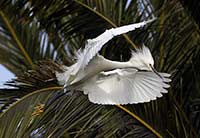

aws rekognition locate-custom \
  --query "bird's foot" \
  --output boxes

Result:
[63,88,73,96]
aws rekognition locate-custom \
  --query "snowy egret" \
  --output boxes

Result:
[56,18,171,105]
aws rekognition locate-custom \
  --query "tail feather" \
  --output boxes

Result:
[56,71,69,85]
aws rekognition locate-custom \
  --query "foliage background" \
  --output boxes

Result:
[0,0,200,138]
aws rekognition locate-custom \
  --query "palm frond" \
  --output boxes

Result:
[0,62,157,138]
[0,0,200,137]
[0,7,71,74]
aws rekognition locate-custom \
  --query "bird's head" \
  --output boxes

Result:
[129,45,155,71]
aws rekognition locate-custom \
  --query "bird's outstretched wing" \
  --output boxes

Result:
[72,18,156,75]
[83,68,171,105]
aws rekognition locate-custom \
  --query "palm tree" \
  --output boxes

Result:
[0,0,199,137]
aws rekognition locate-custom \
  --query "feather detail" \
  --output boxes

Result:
[73,18,156,75]
[56,19,156,86]
[82,68,170,105]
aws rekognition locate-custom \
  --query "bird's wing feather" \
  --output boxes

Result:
[72,18,156,75]
[83,68,170,105]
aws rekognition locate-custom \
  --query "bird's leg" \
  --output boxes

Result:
[64,90,74,96]
[63,85,74,96]
[63,89,74,96]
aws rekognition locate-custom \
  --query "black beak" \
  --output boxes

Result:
[149,64,163,79]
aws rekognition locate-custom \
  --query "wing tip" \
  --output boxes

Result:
[87,94,168,105]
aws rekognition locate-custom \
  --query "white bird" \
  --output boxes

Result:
[56,18,171,105]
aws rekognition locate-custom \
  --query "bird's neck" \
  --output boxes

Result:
[102,58,133,70]
[69,56,133,85]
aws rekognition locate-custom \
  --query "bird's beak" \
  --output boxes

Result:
[149,64,163,79]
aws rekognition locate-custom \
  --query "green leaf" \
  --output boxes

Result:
[0,0,200,137]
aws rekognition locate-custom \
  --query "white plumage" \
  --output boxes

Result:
[56,18,171,105]
[75,17,156,73]
[83,69,170,104]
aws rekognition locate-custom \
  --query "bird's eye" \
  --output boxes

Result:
[148,64,152,70]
